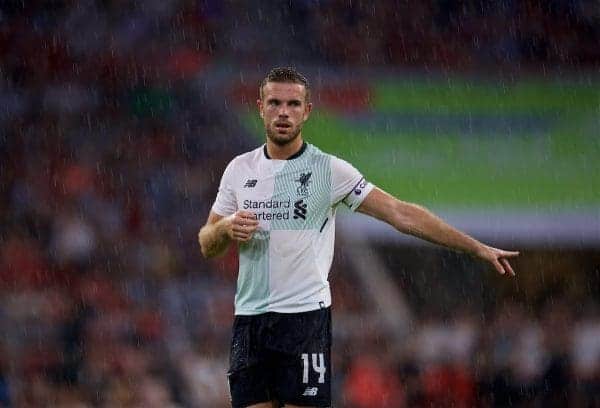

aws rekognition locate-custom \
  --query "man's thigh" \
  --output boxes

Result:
[268,309,332,407]
[228,357,330,408]
[228,309,332,408]
[228,314,272,408]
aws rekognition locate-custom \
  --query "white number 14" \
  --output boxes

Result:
[301,353,326,384]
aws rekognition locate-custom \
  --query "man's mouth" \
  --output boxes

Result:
[275,122,292,129]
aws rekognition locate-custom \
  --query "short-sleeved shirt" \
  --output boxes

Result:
[211,142,374,315]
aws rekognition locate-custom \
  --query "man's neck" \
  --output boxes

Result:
[265,136,304,160]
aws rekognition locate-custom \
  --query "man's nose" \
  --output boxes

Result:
[277,106,289,117]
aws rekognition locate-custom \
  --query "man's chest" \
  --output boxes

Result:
[234,163,332,229]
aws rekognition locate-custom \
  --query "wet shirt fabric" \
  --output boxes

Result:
[211,143,374,315]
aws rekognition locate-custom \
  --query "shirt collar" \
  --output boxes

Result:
[263,141,307,160]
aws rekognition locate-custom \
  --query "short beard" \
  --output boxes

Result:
[266,124,302,146]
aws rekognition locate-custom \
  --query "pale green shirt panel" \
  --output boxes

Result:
[209,144,374,315]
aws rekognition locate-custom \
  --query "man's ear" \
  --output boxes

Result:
[304,102,313,120]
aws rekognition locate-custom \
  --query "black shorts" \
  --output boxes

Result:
[227,307,331,408]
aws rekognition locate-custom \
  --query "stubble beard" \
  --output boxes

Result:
[266,123,302,146]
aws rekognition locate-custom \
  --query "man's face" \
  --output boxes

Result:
[258,82,312,146]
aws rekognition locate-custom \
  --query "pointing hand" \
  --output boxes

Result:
[476,245,520,276]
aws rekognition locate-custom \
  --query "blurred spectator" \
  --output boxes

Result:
[0,0,598,406]
[343,353,404,407]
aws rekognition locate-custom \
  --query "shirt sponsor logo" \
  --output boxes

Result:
[243,199,291,221]
[243,199,290,209]
[240,198,309,221]
[244,179,257,188]
[302,387,318,397]
[293,199,308,220]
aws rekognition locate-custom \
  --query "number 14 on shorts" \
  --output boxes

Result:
[301,353,326,384]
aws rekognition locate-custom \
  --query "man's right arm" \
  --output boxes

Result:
[198,210,259,258]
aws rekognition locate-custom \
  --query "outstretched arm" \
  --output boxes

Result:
[357,187,519,276]
[198,210,259,258]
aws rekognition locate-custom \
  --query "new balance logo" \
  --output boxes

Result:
[293,199,307,220]
[244,179,257,188]
[302,387,318,397]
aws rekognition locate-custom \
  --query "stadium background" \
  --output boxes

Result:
[0,0,599,406]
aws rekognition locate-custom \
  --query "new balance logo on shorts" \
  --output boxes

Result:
[244,179,257,188]
[293,199,307,220]
[302,387,318,396]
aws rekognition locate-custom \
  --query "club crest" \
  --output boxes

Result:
[295,172,312,197]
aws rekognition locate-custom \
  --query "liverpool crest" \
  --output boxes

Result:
[295,172,312,197]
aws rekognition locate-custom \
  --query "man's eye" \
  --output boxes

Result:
[268,100,279,106]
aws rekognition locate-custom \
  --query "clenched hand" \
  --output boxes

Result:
[226,210,259,242]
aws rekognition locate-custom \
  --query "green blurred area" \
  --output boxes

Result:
[243,79,599,209]
[374,79,599,113]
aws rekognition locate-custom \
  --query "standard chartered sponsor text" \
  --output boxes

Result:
[243,198,291,220]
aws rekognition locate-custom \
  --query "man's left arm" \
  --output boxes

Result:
[357,187,519,276]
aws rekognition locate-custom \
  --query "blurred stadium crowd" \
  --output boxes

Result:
[0,0,599,406]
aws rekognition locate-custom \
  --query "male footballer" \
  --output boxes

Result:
[198,67,519,408]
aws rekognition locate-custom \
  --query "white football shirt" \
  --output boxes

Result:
[211,143,374,315]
